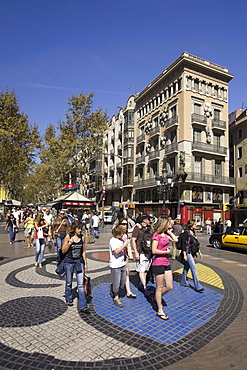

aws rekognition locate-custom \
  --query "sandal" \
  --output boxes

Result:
[156,313,169,320]
[127,293,136,299]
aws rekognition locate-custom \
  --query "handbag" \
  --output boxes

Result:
[37,227,44,239]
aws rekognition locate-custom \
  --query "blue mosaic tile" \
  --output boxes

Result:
[93,281,223,345]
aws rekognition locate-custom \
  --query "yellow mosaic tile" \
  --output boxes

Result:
[174,263,224,290]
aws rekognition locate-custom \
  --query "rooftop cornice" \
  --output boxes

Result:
[135,52,234,102]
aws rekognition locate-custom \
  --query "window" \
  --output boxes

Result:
[170,105,177,117]
[193,128,201,142]
[194,156,202,173]
[170,129,177,143]
[215,160,222,178]
[237,146,242,159]
[123,164,133,186]
[238,129,242,139]
[238,167,243,178]
[194,103,201,115]
[194,79,199,92]
[214,109,220,121]
[213,132,221,147]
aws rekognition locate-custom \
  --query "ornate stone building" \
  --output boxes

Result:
[86,52,235,225]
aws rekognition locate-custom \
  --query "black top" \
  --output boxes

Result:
[65,236,83,260]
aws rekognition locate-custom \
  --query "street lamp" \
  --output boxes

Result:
[156,171,174,217]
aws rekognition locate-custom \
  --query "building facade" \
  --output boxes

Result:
[86,52,235,225]
[229,109,247,225]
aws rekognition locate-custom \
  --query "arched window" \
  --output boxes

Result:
[192,186,203,202]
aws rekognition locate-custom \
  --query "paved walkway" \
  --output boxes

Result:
[0,223,246,369]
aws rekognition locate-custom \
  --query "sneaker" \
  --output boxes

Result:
[114,298,123,308]
[66,301,73,306]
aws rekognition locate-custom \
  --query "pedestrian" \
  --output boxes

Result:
[180,220,204,293]
[171,218,183,259]
[12,207,20,228]
[5,214,17,244]
[205,217,212,235]
[152,217,177,320]
[85,213,94,244]
[109,225,129,307]
[43,208,54,241]
[61,221,89,313]
[132,214,153,293]
[117,218,136,299]
[34,211,49,268]
[52,210,69,264]
[225,219,232,232]
[91,211,100,240]
[24,211,35,248]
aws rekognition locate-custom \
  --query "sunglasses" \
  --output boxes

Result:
[60,213,65,215]
[121,223,127,225]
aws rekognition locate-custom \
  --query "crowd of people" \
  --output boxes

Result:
[109,212,205,320]
[4,206,231,319]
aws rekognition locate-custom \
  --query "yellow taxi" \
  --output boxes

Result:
[209,226,247,250]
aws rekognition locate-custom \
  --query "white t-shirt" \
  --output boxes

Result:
[92,215,99,227]
[109,237,125,268]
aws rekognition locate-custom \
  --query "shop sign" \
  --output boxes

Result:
[63,202,93,206]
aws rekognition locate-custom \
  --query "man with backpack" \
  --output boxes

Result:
[132,214,153,293]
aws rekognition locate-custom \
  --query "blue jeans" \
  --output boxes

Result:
[92,227,99,239]
[35,238,46,264]
[56,234,66,263]
[180,253,203,291]
[8,226,16,243]
[64,259,87,310]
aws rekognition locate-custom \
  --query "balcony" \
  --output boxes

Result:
[164,142,178,154]
[191,113,207,125]
[134,178,157,189]
[123,156,134,164]
[136,154,146,165]
[149,125,160,137]
[148,149,160,161]
[166,116,178,130]
[192,142,227,156]
[105,181,123,190]
[187,172,235,185]
[212,119,226,130]
[136,133,146,144]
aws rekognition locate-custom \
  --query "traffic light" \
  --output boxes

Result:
[222,203,227,212]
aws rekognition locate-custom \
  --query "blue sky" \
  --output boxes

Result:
[1,0,247,134]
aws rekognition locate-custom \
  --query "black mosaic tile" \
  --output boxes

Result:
[0,255,244,370]
[0,296,67,327]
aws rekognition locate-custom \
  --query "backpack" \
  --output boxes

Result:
[191,236,200,256]
[176,230,200,256]
[176,231,185,250]
[140,227,153,256]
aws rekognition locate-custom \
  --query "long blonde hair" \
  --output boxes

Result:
[154,217,170,234]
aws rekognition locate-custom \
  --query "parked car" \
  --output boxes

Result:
[209,226,247,250]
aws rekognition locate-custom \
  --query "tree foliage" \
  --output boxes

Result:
[35,92,108,202]
[0,90,41,200]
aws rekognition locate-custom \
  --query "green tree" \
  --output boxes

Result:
[59,92,108,178]
[35,92,108,203]
[0,90,41,200]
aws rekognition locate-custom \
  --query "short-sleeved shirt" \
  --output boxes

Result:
[152,232,170,267]
[109,237,125,268]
